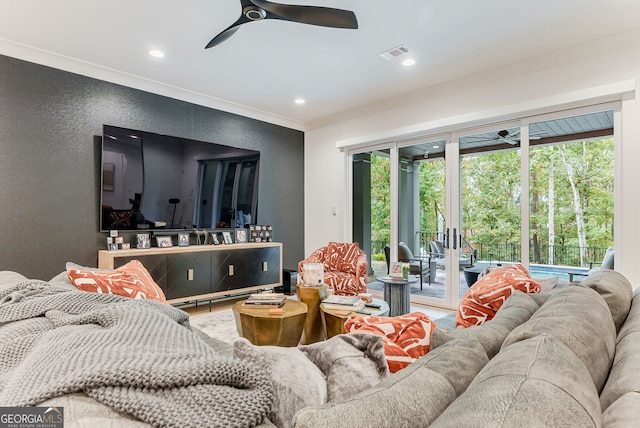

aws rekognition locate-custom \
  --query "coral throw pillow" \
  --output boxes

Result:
[68,260,166,303]
[344,312,436,373]
[325,242,362,274]
[456,264,541,329]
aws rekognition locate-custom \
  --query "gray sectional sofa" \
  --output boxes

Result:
[1,269,638,427]
[290,269,640,427]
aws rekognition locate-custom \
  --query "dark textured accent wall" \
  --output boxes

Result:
[0,54,304,280]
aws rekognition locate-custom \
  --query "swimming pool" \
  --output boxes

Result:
[529,264,589,281]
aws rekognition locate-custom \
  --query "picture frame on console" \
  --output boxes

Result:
[222,231,233,245]
[178,232,189,247]
[156,236,173,248]
[136,233,151,249]
[235,228,247,244]
[211,233,221,245]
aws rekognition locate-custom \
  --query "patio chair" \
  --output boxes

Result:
[384,242,432,290]
[429,241,446,268]
[429,240,473,269]
[574,246,614,282]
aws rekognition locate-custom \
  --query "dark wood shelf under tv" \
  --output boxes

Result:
[98,242,282,304]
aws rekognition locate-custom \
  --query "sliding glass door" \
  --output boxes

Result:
[458,124,523,287]
[396,138,448,306]
[350,103,618,310]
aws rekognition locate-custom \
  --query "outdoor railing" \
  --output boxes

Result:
[373,235,610,269]
[416,231,476,259]
[475,243,609,268]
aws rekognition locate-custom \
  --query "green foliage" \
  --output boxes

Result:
[419,159,446,233]
[370,153,390,245]
[416,138,614,256]
[372,253,386,262]
[529,138,614,251]
[460,150,522,246]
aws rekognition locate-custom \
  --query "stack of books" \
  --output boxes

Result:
[243,293,286,308]
[321,295,365,311]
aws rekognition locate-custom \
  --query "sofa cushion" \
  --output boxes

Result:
[48,271,74,289]
[67,260,166,303]
[456,264,541,328]
[430,335,601,428]
[299,333,388,402]
[292,336,489,428]
[40,392,277,427]
[602,393,640,428]
[0,271,28,292]
[502,284,616,393]
[233,338,327,428]
[580,269,632,331]
[344,312,435,373]
[432,291,540,359]
[600,288,640,412]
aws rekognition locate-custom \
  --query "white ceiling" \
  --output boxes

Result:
[1,0,640,131]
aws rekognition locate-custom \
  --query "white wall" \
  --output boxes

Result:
[305,28,640,287]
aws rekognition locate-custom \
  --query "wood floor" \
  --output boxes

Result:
[179,296,247,316]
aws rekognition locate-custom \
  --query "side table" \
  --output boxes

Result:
[376,276,417,317]
[463,263,490,287]
[232,299,308,347]
[295,284,328,344]
[320,298,390,338]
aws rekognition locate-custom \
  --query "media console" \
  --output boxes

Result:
[98,242,282,305]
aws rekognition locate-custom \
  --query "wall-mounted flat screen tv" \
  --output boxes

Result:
[100,125,260,232]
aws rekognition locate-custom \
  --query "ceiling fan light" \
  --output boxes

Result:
[244,6,266,21]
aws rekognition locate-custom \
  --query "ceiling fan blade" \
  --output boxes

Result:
[529,130,546,139]
[205,15,249,48]
[250,0,358,29]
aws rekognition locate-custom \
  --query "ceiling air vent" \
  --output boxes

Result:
[379,45,410,61]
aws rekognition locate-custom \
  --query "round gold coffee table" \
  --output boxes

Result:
[232,299,308,347]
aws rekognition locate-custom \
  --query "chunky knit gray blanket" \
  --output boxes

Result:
[0,280,274,428]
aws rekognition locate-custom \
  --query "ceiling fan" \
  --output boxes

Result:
[205,0,358,49]
[464,129,546,145]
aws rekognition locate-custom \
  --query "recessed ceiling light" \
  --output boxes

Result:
[402,58,416,67]
[294,98,306,105]
[148,49,165,58]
